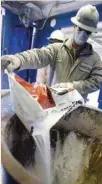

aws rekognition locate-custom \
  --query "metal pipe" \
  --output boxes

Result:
[31,24,37,49]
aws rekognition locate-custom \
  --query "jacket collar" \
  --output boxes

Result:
[64,37,93,56]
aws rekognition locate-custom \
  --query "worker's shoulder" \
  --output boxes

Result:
[48,42,63,48]
[87,49,102,69]
[92,49,102,64]
[46,42,63,54]
[86,42,101,64]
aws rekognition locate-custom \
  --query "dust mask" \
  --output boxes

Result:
[74,30,89,45]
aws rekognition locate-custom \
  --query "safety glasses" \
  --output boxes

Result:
[78,27,92,35]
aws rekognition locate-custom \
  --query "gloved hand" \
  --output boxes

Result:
[52,82,74,89]
[1,55,21,72]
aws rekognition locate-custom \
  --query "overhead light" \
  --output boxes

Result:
[50,18,56,27]
[1,7,5,15]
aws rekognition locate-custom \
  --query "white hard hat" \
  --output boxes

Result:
[47,30,65,42]
[71,4,99,33]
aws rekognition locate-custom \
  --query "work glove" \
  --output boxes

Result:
[52,82,74,89]
[1,55,21,72]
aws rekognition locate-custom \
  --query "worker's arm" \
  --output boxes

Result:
[73,60,102,96]
[53,58,102,97]
[1,43,59,72]
[16,44,58,70]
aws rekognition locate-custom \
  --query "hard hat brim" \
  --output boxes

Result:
[71,17,98,33]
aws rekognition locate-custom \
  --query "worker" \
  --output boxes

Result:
[1,4,102,100]
[36,29,65,84]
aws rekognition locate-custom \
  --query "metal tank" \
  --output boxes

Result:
[1,92,102,184]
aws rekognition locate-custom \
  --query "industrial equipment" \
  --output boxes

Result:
[1,73,102,184]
